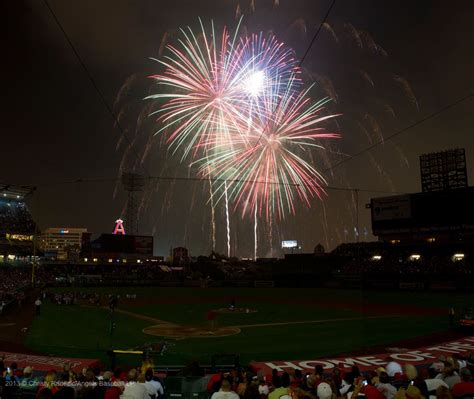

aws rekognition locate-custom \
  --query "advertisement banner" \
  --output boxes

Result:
[250,336,474,374]
[1,352,99,372]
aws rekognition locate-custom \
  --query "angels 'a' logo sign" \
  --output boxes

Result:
[113,219,126,235]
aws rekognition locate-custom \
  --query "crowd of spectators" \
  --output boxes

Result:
[0,360,164,399]
[0,268,30,314]
[0,201,35,235]
[1,342,474,399]
[338,255,472,276]
[207,355,474,399]
[46,291,137,307]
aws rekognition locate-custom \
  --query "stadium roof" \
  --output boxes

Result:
[0,183,36,200]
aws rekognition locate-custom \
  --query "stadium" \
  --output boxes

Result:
[1,157,474,397]
[2,1,474,399]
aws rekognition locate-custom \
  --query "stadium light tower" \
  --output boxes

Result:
[121,172,146,235]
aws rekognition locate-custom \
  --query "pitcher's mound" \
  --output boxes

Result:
[143,324,241,338]
[212,308,258,314]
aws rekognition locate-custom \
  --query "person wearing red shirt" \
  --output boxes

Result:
[452,368,474,397]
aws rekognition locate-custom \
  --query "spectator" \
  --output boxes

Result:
[314,365,325,379]
[35,298,42,315]
[435,386,453,399]
[395,385,423,399]
[19,366,38,393]
[351,378,384,399]
[37,371,59,397]
[451,368,474,398]
[375,372,397,399]
[144,368,164,399]
[258,377,270,397]
[53,372,75,399]
[437,365,461,389]
[243,383,261,399]
[81,367,98,399]
[121,369,147,399]
[291,369,304,389]
[424,375,449,399]
[211,379,240,399]
[269,375,288,399]
[386,362,403,378]
[105,373,124,399]
[317,382,333,399]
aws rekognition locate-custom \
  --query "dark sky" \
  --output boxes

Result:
[1,0,473,257]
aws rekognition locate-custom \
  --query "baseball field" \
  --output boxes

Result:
[24,287,470,366]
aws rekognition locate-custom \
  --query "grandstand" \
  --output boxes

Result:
[0,183,37,260]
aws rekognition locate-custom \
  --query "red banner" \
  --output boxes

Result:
[0,351,99,372]
[250,336,474,374]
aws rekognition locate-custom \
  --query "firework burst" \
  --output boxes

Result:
[194,76,340,220]
[147,18,299,161]
[148,18,340,223]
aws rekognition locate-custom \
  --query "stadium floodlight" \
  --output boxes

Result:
[371,255,382,261]
[409,254,421,261]
[452,253,465,261]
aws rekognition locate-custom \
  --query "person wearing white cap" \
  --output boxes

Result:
[385,361,402,377]
[317,382,333,399]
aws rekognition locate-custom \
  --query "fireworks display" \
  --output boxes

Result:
[147,18,339,220]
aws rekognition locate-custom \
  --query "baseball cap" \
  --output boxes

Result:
[317,382,333,399]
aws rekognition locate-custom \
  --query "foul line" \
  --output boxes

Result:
[110,308,175,325]
[235,315,400,329]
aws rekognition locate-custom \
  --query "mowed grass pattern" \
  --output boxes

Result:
[25,288,467,365]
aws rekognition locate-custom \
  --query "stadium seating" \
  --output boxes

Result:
[0,200,36,235]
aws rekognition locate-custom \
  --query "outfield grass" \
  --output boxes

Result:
[25,287,469,366]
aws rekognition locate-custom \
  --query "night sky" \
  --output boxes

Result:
[2,0,473,257]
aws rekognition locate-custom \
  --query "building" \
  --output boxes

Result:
[370,186,474,243]
[40,228,88,260]
[371,149,473,244]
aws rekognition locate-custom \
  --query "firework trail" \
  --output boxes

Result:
[311,73,338,102]
[393,75,419,110]
[224,180,231,258]
[291,18,307,39]
[394,144,410,168]
[358,30,378,55]
[254,205,258,260]
[322,22,339,43]
[113,74,138,112]
[344,23,363,48]
[268,214,273,257]
[364,113,384,144]
[383,103,396,119]
[321,200,330,250]
[208,174,216,252]
[359,70,375,88]
[158,32,169,57]
[236,4,242,20]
